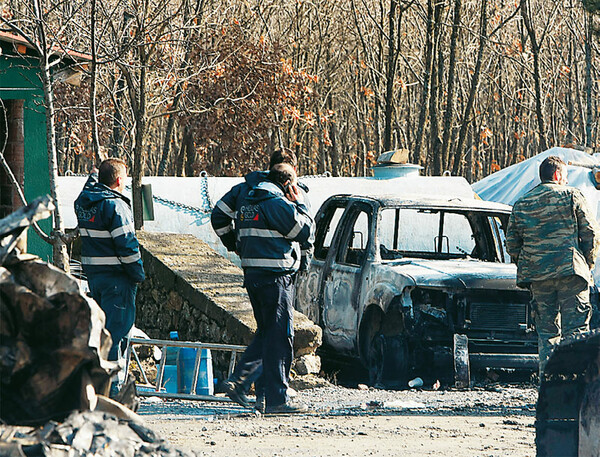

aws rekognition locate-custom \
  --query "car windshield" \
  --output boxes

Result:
[377,207,508,262]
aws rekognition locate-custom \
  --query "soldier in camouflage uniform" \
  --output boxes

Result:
[506,156,599,375]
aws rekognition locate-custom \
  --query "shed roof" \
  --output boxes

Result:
[0,30,91,62]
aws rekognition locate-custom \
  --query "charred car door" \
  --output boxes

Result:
[295,199,347,324]
[320,201,375,354]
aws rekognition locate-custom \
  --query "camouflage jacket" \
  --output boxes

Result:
[506,182,600,287]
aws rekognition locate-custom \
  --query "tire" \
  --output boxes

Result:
[368,332,411,389]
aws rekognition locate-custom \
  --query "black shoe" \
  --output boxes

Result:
[265,400,308,414]
[223,381,251,408]
[255,394,266,413]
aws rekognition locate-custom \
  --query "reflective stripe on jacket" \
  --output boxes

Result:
[211,171,313,260]
[235,180,314,275]
[74,173,145,283]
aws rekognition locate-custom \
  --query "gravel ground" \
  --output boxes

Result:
[138,381,538,457]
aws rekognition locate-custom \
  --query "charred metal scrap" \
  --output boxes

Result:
[0,410,195,457]
[0,199,199,456]
[0,196,115,425]
[536,329,600,457]
[0,196,53,265]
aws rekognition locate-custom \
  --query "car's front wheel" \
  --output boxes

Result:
[368,332,411,389]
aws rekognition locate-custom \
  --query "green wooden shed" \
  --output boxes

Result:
[0,31,88,260]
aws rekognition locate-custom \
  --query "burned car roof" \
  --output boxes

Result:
[326,194,513,214]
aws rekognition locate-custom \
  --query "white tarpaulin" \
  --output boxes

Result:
[472,147,599,218]
[473,147,600,283]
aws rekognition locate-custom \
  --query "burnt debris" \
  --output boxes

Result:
[0,410,196,457]
[0,197,196,456]
[1,197,115,425]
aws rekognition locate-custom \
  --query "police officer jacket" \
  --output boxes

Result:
[74,173,145,283]
[506,182,599,287]
[214,179,313,275]
[211,171,265,252]
[211,171,313,263]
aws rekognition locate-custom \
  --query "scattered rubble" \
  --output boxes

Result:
[138,382,539,456]
[0,410,197,457]
[0,199,195,456]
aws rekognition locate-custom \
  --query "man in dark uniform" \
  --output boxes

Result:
[506,156,599,375]
[213,163,313,413]
[211,151,312,411]
[75,158,145,362]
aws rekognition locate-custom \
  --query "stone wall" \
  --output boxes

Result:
[135,232,322,377]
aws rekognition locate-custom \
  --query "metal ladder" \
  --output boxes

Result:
[124,337,246,402]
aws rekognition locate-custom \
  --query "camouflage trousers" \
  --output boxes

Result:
[530,275,591,375]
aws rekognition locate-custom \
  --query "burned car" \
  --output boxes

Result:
[295,194,539,387]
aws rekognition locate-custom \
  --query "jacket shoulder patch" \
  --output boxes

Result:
[239,204,259,222]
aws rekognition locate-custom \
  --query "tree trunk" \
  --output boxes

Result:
[566,41,574,145]
[584,12,593,147]
[89,0,101,162]
[383,0,398,153]
[429,0,443,176]
[110,14,134,158]
[452,0,488,175]
[441,0,462,172]
[415,0,435,166]
[520,0,548,152]
[132,57,147,230]
[158,91,182,176]
[32,0,69,271]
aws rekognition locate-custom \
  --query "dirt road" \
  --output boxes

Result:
[139,384,537,457]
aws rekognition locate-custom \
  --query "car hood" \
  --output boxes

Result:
[384,258,521,291]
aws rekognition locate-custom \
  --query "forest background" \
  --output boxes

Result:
[2,0,600,187]
[1,0,599,268]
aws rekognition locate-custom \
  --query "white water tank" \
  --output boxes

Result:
[371,149,422,178]
[372,163,422,179]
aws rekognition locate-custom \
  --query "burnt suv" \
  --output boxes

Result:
[295,194,538,386]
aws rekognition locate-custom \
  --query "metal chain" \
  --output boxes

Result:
[151,194,208,214]
[117,173,212,215]
[64,171,223,215]
[199,171,213,212]
[300,171,332,178]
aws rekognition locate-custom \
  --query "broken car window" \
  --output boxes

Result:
[338,209,370,266]
[378,208,476,260]
[314,205,346,260]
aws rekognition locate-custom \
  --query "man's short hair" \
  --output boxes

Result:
[269,149,298,169]
[99,158,127,187]
[539,156,566,182]
[268,163,296,187]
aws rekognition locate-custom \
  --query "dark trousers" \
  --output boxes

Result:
[235,272,294,408]
[88,274,137,361]
[230,339,263,396]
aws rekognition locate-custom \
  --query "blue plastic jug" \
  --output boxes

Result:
[163,331,179,393]
[177,347,214,395]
